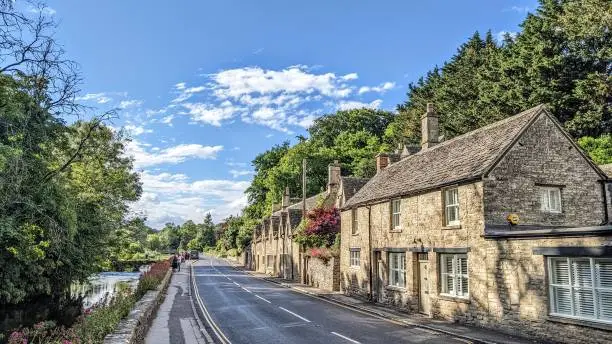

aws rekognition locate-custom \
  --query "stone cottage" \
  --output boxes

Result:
[251,162,369,291]
[340,103,612,343]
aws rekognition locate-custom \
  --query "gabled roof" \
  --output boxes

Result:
[340,176,369,200]
[344,104,551,208]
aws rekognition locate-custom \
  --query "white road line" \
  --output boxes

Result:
[278,307,311,323]
[241,287,252,293]
[233,281,239,286]
[255,295,271,303]
[331,332,361,344]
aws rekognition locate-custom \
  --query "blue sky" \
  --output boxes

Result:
[44,0,535,228]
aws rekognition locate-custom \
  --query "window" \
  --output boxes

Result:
[351,208,358,234]
[548,257,612,324]
[444,188,460,226]
[350,250,360,268]
[389,252,406,288]
[440,254,468,298]
[391,199,401,230]
[541,187,562,213]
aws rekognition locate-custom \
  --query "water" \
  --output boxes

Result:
[70,266,149,308]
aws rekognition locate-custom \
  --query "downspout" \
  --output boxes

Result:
[367,205,373,301]
[601,180,610,225]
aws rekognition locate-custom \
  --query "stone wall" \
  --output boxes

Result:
[484,114,606,227]
[103,269,172,344]
[305,256,340,292]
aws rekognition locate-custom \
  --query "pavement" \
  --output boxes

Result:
[146,255,538,344]
[146,261,213,344]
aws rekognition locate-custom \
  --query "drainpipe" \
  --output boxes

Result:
[367,205,373,301]
[601,180,610,225]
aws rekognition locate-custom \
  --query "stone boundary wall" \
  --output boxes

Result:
[305,256,340,291]
[103,268,172,344]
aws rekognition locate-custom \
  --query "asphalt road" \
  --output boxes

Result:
[191,255,468,344]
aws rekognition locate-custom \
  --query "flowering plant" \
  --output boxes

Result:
[294,206,340,249]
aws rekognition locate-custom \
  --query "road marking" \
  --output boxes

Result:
[241,287,252,293]
[233,281,239,286]
[331,332,361,344]
[255,295,271,303]
[278,307,311,323]
[191,263,232,344]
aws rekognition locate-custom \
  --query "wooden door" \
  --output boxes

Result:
[418,253,431,315]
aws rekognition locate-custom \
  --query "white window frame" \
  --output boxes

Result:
[540,187,562,213]
[351,208,358,235]
[349,250,360,268]
[388,252,406,288]
[443,188,460,226]
[391,199,401,230]
[548,257,612,324]
[440,254,469,298]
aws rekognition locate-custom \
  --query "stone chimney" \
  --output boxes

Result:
[282,187,290,209]
[376,153,390,174]
[327,160,341,193]
[421,103,439,150]
[400,144,420,159]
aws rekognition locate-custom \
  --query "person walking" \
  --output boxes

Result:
[171,254,178,272]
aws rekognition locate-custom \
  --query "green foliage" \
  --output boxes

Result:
[578,135,612,164]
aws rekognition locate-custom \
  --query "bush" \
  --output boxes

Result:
[294,207,340,249]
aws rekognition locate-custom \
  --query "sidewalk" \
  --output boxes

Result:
[145,262,213,344]
[229,262,539,344]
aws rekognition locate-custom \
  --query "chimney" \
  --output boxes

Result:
[401,144,420,159]
[282,187,290,209]
[327,160,341,193]
[421,103,439,150]
[376,153,389,173]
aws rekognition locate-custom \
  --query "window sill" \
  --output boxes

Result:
[547,315,612,331]
[389,228,403,233]
[349,266,360,270]
[385,285,406,292]
[442,224,462,230]
[438,294,470,304]
[351,232,360,236]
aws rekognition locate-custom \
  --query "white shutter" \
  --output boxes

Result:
[596,259,612,320]
[551,258,570,285]
[553,286,573,315]
[459,256,468,296]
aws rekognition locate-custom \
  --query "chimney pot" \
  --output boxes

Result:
[421,103,439,150]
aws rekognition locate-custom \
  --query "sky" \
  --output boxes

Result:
[41,0,536,229]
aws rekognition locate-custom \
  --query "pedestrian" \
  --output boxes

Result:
[171,254,178,272]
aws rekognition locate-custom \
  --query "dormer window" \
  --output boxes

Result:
[540,187,562,213]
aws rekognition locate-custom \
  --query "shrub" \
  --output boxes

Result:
[294,207,340,249]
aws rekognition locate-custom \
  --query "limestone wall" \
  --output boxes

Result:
[305,256,340,292]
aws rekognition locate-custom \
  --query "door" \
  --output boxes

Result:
[374,251,383,302]
[418,253,431,315]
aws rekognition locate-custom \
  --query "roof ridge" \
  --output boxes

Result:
[412,104,544,157]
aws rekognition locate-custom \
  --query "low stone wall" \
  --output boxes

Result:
[305,256,340,291]
[103,269,172,344]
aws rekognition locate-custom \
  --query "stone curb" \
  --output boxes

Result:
[103,268,173,344]
[222,258,499,344]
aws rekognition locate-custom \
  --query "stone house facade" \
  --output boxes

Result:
[340,104,612,343]
[250,163,369,291]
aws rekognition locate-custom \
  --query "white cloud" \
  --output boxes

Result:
[358,81,395,95]
[495,30,518,42]
[119,100,143,109]
[182,102,241,126]
[126,140,223,168]
[76,93,112,104]
[338,99,383,111]
[226,161,247,168]
[342,73,358,81]
[252,48,264,55]
[131,171,250,228]
[229,169,253,178]
[211,65,352,99]
[161,115,174,125]
[505,6,530,13]
[124,124,153,136]
[29,5,56,16]
[287,114,317,129]
[175,82,186,90]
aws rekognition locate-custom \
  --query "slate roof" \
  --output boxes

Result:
[343,104,547,208]
[340,176,370,200]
